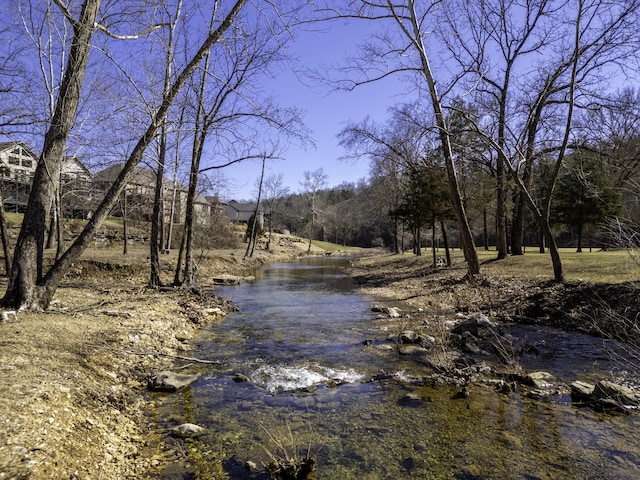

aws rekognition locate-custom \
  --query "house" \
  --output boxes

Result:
[0,141,38,212]
[93,163,214,225]
[0,142,95,216]
[60,156,94,218]
[221,200,266,228]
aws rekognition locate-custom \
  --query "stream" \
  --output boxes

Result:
[158,256,640,479]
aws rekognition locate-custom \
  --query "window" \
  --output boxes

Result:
[22,159,32,168]
[8,155,19,165]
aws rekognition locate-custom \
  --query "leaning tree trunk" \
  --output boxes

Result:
[406,1,480,276]
[1,0,102,310]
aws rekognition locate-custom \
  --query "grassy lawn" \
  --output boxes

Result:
[310,239,370,252]
[474,247,639,284]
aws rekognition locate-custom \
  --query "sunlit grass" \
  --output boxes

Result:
[310,239,368,252]
[466,247,638,284]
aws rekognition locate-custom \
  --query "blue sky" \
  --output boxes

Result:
[219,22,414,201]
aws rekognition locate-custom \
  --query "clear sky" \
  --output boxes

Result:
[218,22,414,201]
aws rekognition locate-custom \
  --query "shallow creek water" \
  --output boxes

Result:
[160,257,640,479]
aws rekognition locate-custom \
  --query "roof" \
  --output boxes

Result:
[62,156,91,177]
[0,141,39,160]
[94,164,171,189]
[94,163,212,205]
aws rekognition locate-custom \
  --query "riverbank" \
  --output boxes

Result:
[0,234,325,480]
[1,242,637,479]
[349,251,640,339]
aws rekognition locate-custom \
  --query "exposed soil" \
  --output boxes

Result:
[1,242,638,480]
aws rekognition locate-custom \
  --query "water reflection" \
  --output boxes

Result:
[164,257,640,479]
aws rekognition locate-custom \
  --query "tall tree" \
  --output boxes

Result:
[443,0,554,259]
[551,151,622,251]
[262,173,290,251]
[174,8,307,286]
[313,0,480,276]
[149,0,183,288]
[301,168,328,253]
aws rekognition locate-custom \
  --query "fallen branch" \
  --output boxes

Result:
[83,344,221,365]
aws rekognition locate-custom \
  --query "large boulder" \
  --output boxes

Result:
[570,381,595,402]
[524,372,555,389]
[149,371,201,392]
[571,380,640,413]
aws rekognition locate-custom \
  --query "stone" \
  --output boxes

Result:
[525,371,555,389]
[1,310,17,322]
[592,380,640,411]
[398,345,430,355]
[212,274,243,285]
[398,330,419,344]
[451,313,497,338]
[232,373,251,383]
[148,371,201,392]
[397,393,424,407]
[571,380,595,402]
[419,335,436,348]
[171,423,206,438]
[387,307,402,318]
[371,305,401,318]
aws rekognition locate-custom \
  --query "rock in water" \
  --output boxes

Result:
[171,423,206,438]
[149,371,201,392]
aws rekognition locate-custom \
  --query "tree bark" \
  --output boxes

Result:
[0,193,12,277]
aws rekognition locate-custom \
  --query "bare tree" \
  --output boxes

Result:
[262,172,290,251]
[149,0,183,288]
[442,0,555,259]
[2,0,249,310]
[312,1,480,275]
[173,8,308,286]
[301,168,328,253]
[244,156,266,259]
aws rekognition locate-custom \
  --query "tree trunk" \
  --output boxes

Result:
[173,231,186,286]
[483,207,489,251]
[0,193,12,277]
[577,223,583,253]
[495,153,508,259]
[441,220,451,266]
[55,195,64,260]
[2,0,102,310]
[431,222,437,267]
[122,190,128,255]
[245,158,266,259]
[149,127,167,287]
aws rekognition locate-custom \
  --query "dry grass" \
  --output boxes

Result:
[477,248,639,284]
